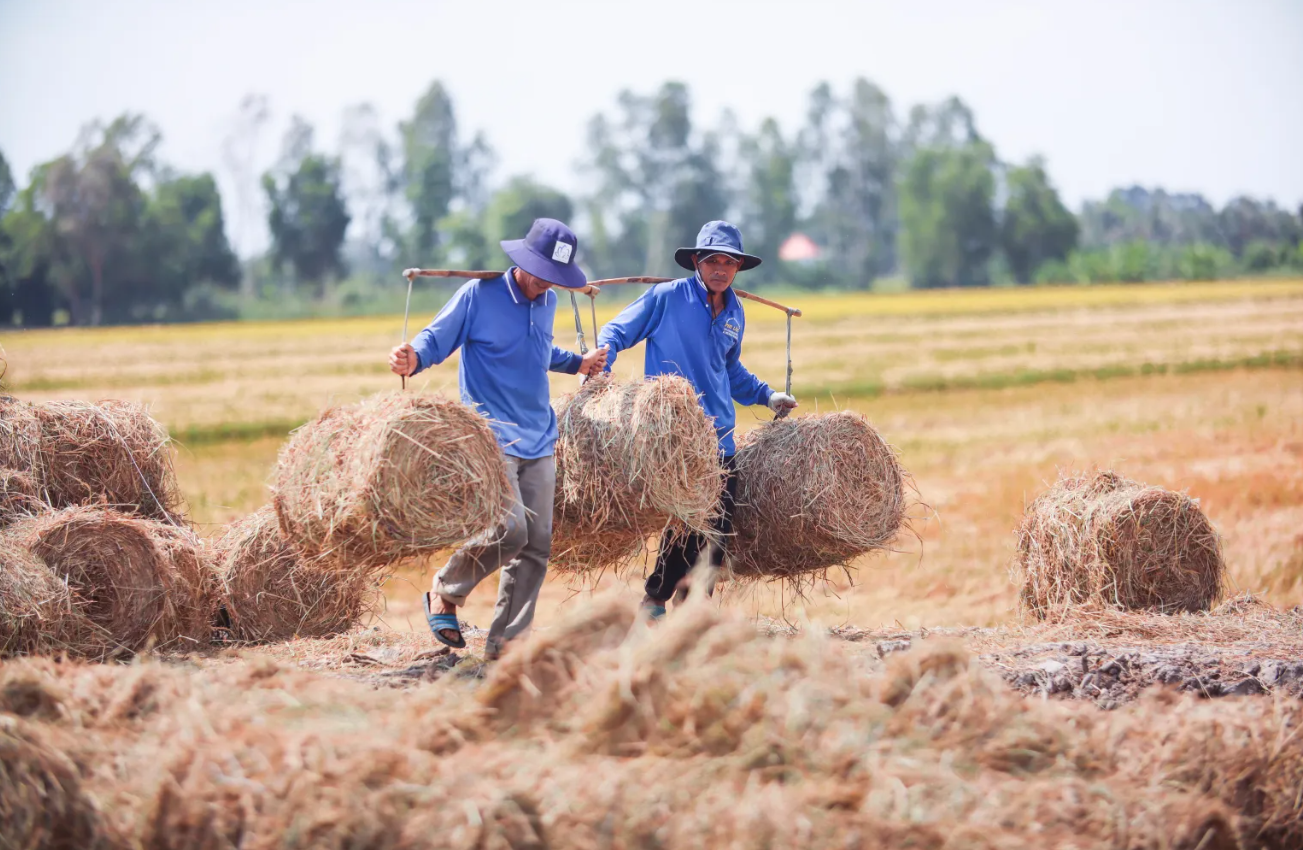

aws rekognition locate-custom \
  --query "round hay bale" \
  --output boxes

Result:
[34,399,184,521]
[1,466,49,526]
[0,396,43,479]
[550,374,725,574]
[0,716,113,850]
[5,507,214,653]
[0,540,105,658]
[272,393,512,570]
[729,412,908,580]
[214,506,373,643]
[1015,471,1224,617]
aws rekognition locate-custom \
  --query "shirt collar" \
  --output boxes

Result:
[506,268,556,307]
[691,272,737,312]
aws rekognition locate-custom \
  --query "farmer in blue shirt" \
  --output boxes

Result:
[389,218,608,657]
[598,221,797,617]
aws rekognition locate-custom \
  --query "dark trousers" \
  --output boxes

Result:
[645,455,738,603]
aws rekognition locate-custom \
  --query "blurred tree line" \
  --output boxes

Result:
[3,79,1302,326]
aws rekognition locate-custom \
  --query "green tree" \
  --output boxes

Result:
[1000,157,1079,283]
[144,173,240,307]
[0,149,14,215]
[739,118,796,285]
[398,82,493,264]
[899,140,998,288]
[263,118,351,294]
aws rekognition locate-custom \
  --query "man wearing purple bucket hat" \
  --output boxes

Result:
[389,218,608,657]
[598,221,798,618]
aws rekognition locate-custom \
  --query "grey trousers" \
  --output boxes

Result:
[432,454,555,653]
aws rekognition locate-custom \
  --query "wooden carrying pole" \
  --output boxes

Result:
[587,276,802,317]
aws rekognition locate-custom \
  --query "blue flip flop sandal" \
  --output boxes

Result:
[424,592,466,649]
[641,602,667,621]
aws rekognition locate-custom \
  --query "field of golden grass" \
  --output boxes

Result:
[2,279,1301,634]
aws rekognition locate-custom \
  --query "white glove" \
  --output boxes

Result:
[767,391,797,413]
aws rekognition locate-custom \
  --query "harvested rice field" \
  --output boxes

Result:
[3,280,1303,848]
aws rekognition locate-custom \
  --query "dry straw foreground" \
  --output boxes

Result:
[551,374,725,574]
[0,596,1299,848]
[1016,471,1225,618]
[272,393,513,570]
[730,411,909,581]
[213,506,373,643]
[3,507,213,655]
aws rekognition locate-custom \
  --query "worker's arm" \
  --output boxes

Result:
[725,337,773,407]
[595,285,668,372]
[390,282,474,377]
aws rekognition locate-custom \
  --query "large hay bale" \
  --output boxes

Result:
[0,395,43,478]
[1,466,49,526]
[214,506,373,643]
[729,412,908,580]
[0,539,106,658]
[34,399,184,521]
[0,716,114,850]
[5,507,214,653]
[272,393,512,570]
[550,374,725,574]
[1015,471,1224,617]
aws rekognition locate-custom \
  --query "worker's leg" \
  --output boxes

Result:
[646,528,705,605]
[674,455,740,601]
[486,455,556,655]
[432,456,528,612]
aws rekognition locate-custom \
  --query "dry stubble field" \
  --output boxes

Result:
[5,280,1303,849]
[3,279,1301,632]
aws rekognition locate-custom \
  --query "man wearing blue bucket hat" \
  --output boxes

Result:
[597,221,798,617]
[389,218,608,657]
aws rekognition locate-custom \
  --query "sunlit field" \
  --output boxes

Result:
[3,279,1301,632]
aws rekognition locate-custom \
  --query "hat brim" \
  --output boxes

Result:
[501,239,589,289]
[674,247,762,272]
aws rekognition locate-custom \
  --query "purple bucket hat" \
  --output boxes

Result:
[500,218,588,289]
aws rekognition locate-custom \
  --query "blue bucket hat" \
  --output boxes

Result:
[674,220,762,272]
[500,218,588,289]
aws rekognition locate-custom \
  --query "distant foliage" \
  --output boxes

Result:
[3,81,1301,326]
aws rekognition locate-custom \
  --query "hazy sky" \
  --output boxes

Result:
[2,0,1301,251]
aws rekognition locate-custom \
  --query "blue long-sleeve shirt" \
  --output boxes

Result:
[597,275,772,456]
[409,269,582,459]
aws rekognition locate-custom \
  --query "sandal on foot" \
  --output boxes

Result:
[424,592,466,649]
[641,602,667,621]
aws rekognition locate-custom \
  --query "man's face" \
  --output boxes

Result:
[514,268,555,301]
[694,253,743,294]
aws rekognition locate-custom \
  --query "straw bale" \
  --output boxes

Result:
[550,374,725,574]
[0,395,43,478]
[1015,471,1225,618]
[34,399,184,521]
[272,393,512,570]
[730,411,909,580]
[5,507,214,654]
[214,506,373,643]
[0,538,106,658]
[0,716,115,850]
[1,465,49,526]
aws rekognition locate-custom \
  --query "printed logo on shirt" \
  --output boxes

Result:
[551,241,573,264]
[722,318,741,340]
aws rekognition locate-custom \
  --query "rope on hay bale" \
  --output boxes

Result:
[550,374,725,575]
[33,399,185,522]
[1015,471,1225,618]
[1,467,49,528]
[214,506,374,643]
[272,393,513,571]
[4,507,214,654]
[729,411,909,582]
[0,539,106,658]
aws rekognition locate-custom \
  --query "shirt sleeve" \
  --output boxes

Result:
[726,334,773,407]
[409,282,474,374]
[550,346,582,374]
[595,285,668,372]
